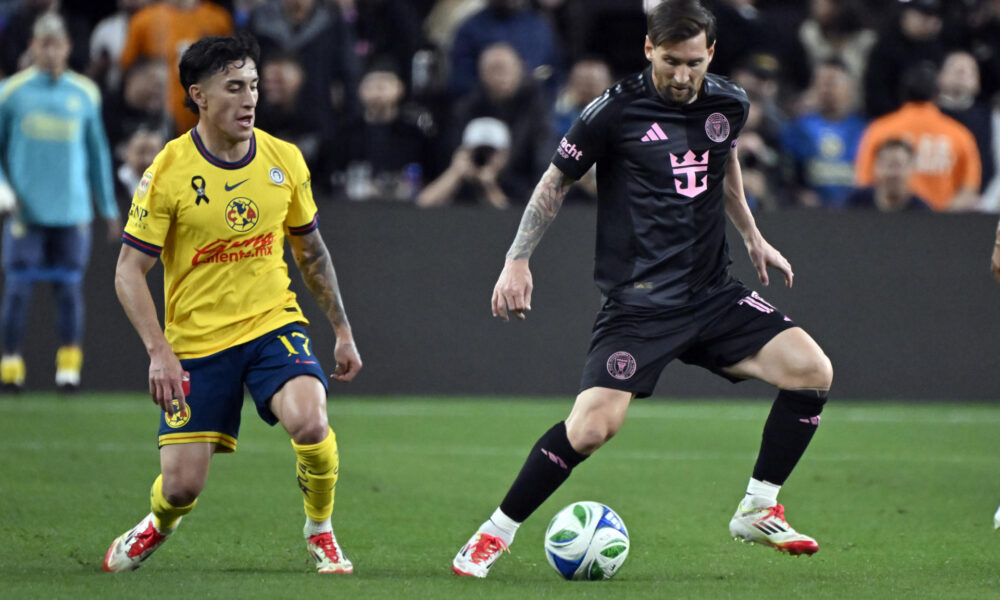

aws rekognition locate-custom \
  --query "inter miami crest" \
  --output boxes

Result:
[191,175,210,205]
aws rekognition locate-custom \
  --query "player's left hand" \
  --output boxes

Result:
[331,340,362,382]
[746,237,793,288]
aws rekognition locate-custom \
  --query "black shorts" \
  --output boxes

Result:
[580,283,796,398]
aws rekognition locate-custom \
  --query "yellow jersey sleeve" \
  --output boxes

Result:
[123,158,174,256]
[285,147,319,236]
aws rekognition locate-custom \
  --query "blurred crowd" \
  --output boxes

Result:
[2,0,1000,212]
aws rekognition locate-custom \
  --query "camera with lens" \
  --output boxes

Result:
[471,145,497,168]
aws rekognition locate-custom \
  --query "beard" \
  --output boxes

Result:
[656,82,696,105]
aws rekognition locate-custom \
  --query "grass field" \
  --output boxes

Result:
[2,394,999,599]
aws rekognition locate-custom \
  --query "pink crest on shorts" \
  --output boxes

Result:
[606,351,637,380]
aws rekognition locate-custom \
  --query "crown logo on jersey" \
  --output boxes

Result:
[670,150,709,199]
[640,122,669,143]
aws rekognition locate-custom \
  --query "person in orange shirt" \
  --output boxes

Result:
[855,62,980,211]
[120,0,232,134]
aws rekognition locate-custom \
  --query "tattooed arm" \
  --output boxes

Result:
[492,164,576,321]
[288,229,362,382]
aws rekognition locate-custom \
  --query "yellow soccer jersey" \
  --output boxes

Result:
[123,128,319,358]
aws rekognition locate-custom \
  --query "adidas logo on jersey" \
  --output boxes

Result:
[640,123,668,142]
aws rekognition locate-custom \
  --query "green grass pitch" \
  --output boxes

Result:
[2,394,999,599]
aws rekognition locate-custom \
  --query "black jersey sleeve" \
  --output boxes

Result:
[550,90,616,180]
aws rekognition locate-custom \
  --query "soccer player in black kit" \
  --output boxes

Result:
[452,0,833,578]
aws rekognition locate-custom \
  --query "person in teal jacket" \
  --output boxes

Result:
[0,13,120,392]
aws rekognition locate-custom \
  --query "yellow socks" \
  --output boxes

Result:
[150,474,196,531]
[0,354,25,387]
[292,428,339,523]
[55,345,82,388]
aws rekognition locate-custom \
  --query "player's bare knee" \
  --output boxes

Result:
[784,350,833,390]
[161,477,202,507]
[567,415,618,454]
[290,419,329,445]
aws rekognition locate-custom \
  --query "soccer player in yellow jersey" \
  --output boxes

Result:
[102,33,361,574]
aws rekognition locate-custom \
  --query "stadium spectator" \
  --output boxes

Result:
[114,123,165,207]
[424,0,485,51]
[936,50,995,193]
[791,0,875,88]
[102,58,173,151]
[345,0,423,89]
[781,58,867,208]
[417,117,511,208]
[739,99,782,211]
[552,57,612,137]
[87,0,151,94]
[855,63,981,212]
[0,0,91,77]
[704,0,768,78]
[249,0,361,135]
[730,54,786,148]
[965,0,1000,101]
[448,0,561,99]
[450,42,552,201]
[0,14,119,392]
[845,138,930,211]
[255,50,324,169]
[119,0,233,135]
[104,31,361,576]
[863,0,946,118]
[321,61,433,202]
[571,0,647,79]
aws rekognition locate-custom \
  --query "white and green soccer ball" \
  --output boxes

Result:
[544,501,629,580]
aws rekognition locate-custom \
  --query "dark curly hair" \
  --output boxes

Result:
[179,31,261,114]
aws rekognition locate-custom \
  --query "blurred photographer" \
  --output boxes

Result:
[417,117,512,209]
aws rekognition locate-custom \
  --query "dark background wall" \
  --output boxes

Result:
[9,206,1000,400]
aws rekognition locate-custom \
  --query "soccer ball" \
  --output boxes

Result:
[543,501,629,580]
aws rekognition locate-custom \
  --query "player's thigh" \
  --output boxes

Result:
[270,375,329,441]
[1,221,44,273]
[579,300,692,399]
[566,387,635,434]
[159,441,214,499]
[47,223,91,272]
[723,327,833,389]
[244,324,329,440]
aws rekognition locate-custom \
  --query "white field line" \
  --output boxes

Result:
[2,439,993,465]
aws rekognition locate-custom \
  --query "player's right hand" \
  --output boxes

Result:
[492,258,532,322]
[148,346,187,417]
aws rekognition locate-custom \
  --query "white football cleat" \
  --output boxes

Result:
[306,531,353,574]
[729,502,819,556]
[103,513,173,572]
[993,505,1000,530]
[452,531,509,578]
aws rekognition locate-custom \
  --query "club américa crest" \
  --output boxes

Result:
[226,197,259,232]
[606,351,637,380]
[165,400,191,428]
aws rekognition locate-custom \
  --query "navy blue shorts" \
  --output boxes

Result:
[1,220,91,283]
[158,323,328,452]
[579,283,796,398]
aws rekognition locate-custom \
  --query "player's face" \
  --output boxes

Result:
[30,33,70,77]
[195,59,259,143]
[645,32,714,106]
